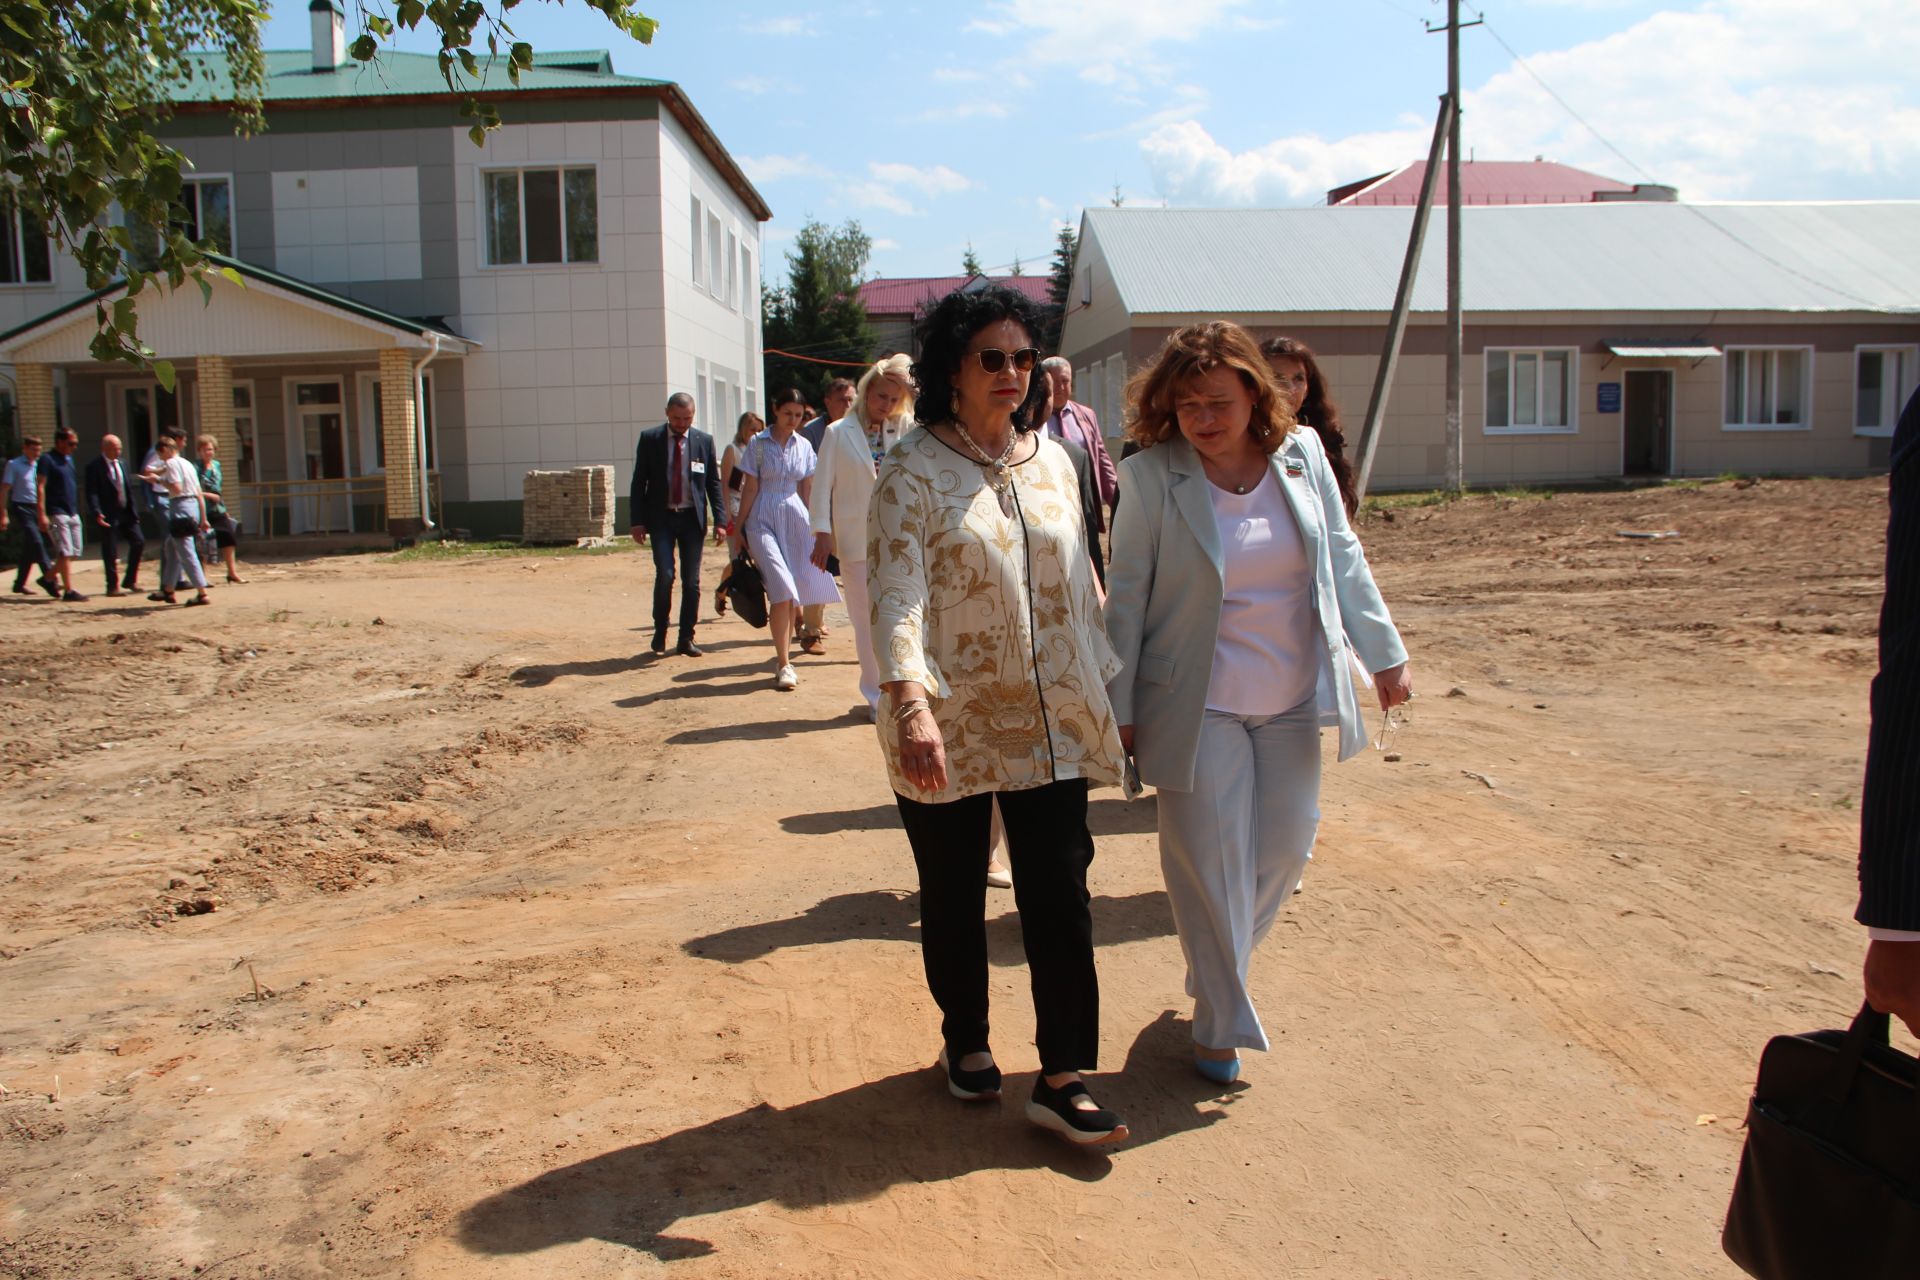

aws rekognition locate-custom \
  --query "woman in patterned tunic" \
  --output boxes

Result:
[731,389,841,691]
[868,285,1130,1146]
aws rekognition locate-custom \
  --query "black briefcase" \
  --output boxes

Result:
[1722,1002,1920,1278]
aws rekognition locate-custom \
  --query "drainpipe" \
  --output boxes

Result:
[412,333,442,531]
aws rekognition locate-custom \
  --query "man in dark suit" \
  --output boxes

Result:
[85,433,145,597]
[1862,385,1920,1034]
[630,392,724,657]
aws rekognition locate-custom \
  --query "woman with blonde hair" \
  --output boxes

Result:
[809,353,915,716]
[1104,321,1410,1085]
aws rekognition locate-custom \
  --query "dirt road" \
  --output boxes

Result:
[0,476,1898,1278]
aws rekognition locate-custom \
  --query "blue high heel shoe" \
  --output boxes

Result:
[1194,1052,1240,1085]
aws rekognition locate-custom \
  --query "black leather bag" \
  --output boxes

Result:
[168,512,199,538]
[725,553,768,630]
[1722,1002,1920,1278]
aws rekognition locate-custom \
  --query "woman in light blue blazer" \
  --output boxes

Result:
[1104,322,1412,1085]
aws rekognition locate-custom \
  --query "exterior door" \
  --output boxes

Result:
[1623,369,1672,475]
[286,378,349,532]
[108,379,190,465]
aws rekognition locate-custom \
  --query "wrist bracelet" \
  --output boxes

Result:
[893,698,929,722]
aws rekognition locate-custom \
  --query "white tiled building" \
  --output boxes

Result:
[0,9,769,538]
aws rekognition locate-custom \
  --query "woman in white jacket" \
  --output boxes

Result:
[809,354,915,715]
[1104,322,1412,1086]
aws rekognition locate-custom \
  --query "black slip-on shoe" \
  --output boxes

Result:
[937,1049,1002,1101]
[1026,1077,1128,1146]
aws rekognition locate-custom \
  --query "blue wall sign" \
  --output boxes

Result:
[1597,381,1622,413]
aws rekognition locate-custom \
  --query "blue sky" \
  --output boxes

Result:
[258,1,1919,283]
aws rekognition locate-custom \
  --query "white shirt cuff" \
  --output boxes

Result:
[1867,927,1920,942]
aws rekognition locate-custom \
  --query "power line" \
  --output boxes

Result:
[1463,5,1888,310]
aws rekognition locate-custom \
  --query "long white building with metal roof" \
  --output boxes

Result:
[1060,202,1920,487]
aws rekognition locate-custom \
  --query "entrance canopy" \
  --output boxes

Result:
[0,254,475,364]
[1603,341,1723,360]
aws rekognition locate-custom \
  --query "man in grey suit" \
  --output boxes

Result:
[630,393,725,657]
[1862,385,1920,1034]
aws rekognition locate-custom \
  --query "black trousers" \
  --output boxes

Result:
[649,508,704,640]
[9,502,52,586]
[99,514,145,588]
[895,777,1098,1074]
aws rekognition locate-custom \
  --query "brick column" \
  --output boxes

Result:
[197,354,239,509]
[16,364,56,436]
[378,347,422,536]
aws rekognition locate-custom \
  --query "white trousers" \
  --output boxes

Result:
[839,559,881,710]
[1156,699,1322,1052]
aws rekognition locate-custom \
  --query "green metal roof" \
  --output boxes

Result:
[166,48,668,106]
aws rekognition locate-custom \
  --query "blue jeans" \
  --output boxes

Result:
[650,508,704,641]
[9,502,53,586]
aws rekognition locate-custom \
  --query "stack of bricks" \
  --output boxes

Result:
[521,466,615,544]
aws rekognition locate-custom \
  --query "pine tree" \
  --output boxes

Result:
[761,219,879,406]
[961,242,983,278]
[1039,224,1078,353]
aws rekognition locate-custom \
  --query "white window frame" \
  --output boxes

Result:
[478,164,600,269]
[1854,344,1918,439]
[740,244,753,313]
[354,368,439,474]
[690,196,704,286]
[1723,345,1814,432]
[1483,347,1579,435]
[0,191,53,286]
[121,175,235,263]
[707,211,724,300]
[725,228,738,310]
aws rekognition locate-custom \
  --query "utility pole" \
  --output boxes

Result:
[1429,0,1480,494]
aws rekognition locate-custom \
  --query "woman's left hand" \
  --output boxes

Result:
[1375,662,1413,711]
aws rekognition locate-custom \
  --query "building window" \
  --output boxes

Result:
[1856,346,1917,438]
[363,371,438,471]
[232,382,258,484]
[1485,348,1576,433]
[128,177,233,266]
[690,196,704,285]
[0,191,53,285]
[1725,346,1811,430]
[725,228,738,309]
[483,167,598,266]
[741,245,753,311]
[707,212,723,300]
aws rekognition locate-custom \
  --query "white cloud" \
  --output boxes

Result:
[739,15,816,36]
[968,0,1255,80]
[728,75,772,96]
[872,238,902,252]
[1140,0,1920,205]
[915,99,1011,122]
[842,162,974,216]
[932,67,984,83]
[740,153,830,184]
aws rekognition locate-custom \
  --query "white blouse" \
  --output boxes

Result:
[1205,470,1317,716]
[867,427,1126,802]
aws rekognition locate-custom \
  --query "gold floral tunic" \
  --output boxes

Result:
[867,426,1127,802]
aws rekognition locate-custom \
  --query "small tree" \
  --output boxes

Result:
[961,242,983,278]
[762,218,878,406]
[2,0,657,383]
[1038,224,1077,354]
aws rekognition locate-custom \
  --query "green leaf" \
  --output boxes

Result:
[218,266,244,288]
[195,274,213,304]
[349,34,378,62]
[152,360,176,393]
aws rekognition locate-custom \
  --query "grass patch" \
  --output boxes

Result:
[386,538,647,563]
[1363,483,1560,512]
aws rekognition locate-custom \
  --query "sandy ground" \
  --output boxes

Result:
[0,475,1903,1279]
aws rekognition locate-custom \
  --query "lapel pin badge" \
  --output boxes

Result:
[1285,462,1305,477]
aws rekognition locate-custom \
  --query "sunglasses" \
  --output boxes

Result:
[970,346,1041,374]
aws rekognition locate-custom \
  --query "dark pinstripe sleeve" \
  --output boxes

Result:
[1859,386,1920,930]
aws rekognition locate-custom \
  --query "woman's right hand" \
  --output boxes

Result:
[1118,724,1135,755]
[899,708,948,792]
[809,531,834,570]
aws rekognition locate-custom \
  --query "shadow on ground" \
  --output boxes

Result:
[455,1011,1238,1263]
[681,888,1176,965]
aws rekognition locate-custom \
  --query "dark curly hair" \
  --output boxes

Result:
[911,285,1051,432]
[1261,337,1357,516]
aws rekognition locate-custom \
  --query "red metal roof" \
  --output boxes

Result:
[1331,160,1638,206]
[855,274,1054,316]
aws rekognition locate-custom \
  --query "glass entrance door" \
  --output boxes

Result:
[289,380,348,532]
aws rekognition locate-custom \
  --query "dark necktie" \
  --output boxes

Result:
[670,433,686,508]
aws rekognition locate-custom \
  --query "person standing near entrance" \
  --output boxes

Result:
[797,377,857,655]
[3,436,58,597]
[36,428,87,601]
[86,433,145,596]
[630,392,725,657]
